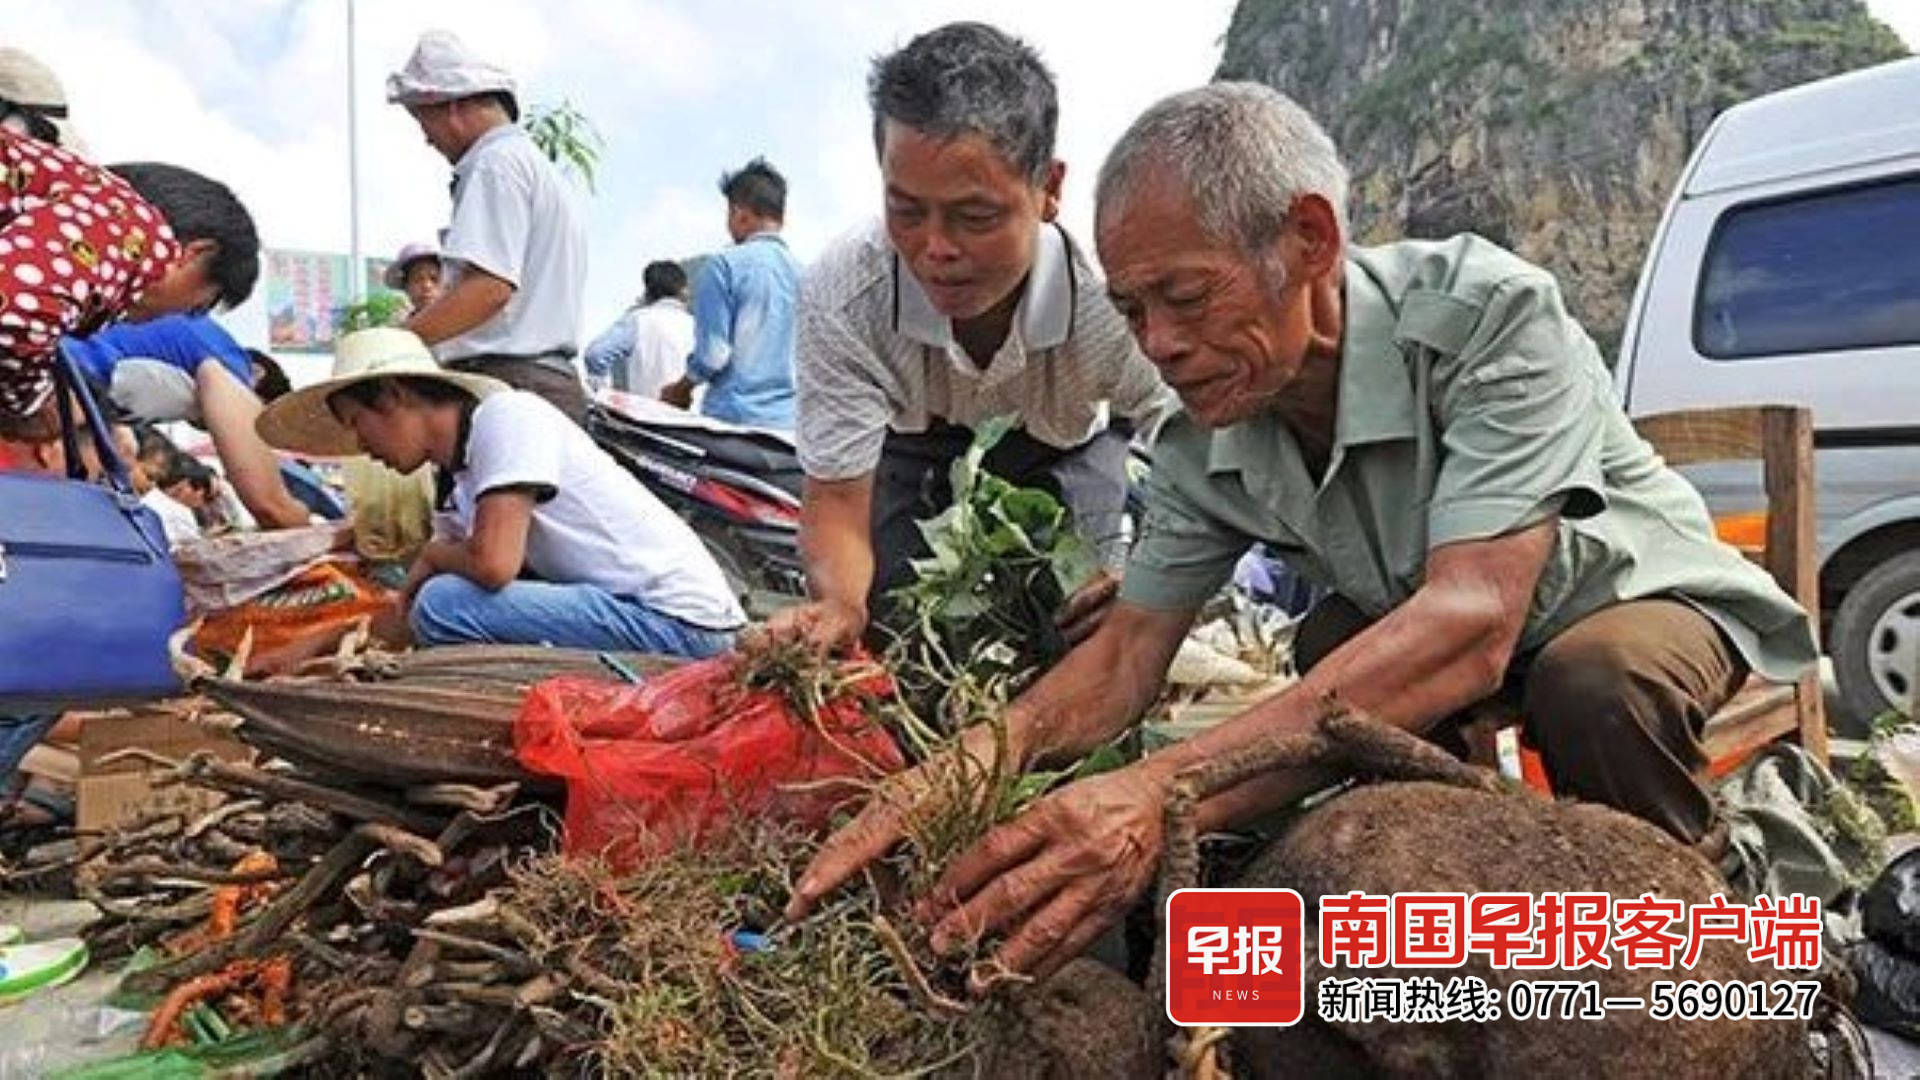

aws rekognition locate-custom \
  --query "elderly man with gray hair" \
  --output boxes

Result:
[786,83,1816,984]
[765,22,1175,655]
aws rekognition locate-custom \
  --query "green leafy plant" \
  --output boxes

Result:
[333,290,409,333]
[883,417,1100,728]
[524,100,604,192]
[1845,709,1920,834]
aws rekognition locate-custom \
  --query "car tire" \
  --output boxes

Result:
[1831,549,1920,736]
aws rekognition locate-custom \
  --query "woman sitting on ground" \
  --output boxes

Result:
[257,328,745,656]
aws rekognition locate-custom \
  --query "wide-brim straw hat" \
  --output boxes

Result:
[256,327,504,458]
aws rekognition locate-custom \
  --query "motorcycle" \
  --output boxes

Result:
[588,392,805,616]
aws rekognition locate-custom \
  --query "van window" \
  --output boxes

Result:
[1695,175,1920,359]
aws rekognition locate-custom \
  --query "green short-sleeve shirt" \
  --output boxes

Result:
[1120,235,1816,681]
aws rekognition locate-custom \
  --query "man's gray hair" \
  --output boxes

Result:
[868,22,1057,185]
[1097,82,1349,254]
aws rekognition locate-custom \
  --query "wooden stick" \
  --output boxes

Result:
[406,783,519,815]
[354,822,445,867]
[96,856,291,886]
[185,798,262,840]
[403,1001,481,1033]
[173,753,445,833]
[409,929,541,977]
[125,832,376,995]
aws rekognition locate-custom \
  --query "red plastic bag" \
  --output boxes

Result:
[513,654,905,868]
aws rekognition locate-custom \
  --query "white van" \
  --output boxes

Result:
[1615,57,1920,733]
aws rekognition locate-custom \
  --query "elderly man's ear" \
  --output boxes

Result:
[1287,193,1343,280]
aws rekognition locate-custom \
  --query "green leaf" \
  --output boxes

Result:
[524,99,605,193]
[1049,534,1101,595]
[983,521,1032,558]
[942,593,989,619]
[997,487,1063,535]
[1068,740,1132,780]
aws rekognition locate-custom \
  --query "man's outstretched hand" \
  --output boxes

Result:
[749,597,868,657]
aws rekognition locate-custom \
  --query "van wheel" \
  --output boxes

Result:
[1831,549,1920,734]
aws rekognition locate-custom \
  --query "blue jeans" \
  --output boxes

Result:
[0,713,58,785]
[409,575,737,658]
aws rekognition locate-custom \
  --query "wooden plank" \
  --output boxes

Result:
[1632,407,1767,466]
[1761,405,1819,613]
[1640,404,1828,770]
[1710,680,1797,728]
[1703,706,1799,778]
[1795,669,1829,765]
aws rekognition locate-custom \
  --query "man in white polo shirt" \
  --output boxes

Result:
[386,31,591,423]
[259,329,744,655]
[770,22,1175,653]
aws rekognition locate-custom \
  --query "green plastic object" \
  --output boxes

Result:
[47,1028,320,1079]
[0,936,89,1005]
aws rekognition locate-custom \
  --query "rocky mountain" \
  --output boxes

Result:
[1215,0,1908,354]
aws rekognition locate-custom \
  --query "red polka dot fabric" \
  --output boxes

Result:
[0,129,179,419]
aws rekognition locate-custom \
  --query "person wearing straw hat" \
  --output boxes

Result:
[385,31,590,424]
[258,328,744,655]
[384,241,443,316]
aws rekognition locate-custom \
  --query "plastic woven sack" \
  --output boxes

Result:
[513,655,905,868]
[190,560,394,676]
[172,523,353,614]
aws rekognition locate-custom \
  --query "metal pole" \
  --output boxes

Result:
[346,0,363,300]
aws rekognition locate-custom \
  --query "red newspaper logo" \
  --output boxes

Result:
[1166,888,1305,1026]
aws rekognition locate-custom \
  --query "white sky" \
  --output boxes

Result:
[3,0,1913,379]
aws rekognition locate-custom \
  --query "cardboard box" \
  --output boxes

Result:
[75,705,252,834]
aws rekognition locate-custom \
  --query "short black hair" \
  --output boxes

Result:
[134,423,177,465]
[327,374,476,418]
[247,350,291,404]
[718,157,786,220]
[642,260,688,304]
[164,455,216,496]
[108,162,261,311]
[868,22,1058,185]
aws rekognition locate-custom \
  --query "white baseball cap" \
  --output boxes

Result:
[0,47,86,153]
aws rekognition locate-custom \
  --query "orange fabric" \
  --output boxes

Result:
[190,561,393,675]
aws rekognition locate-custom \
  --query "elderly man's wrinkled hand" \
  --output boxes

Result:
[783,722,1013,923]
[915,763,1169,988]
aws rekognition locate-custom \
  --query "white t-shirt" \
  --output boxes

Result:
[447,390,744,630]
[141,488,202,547]
[436,125,589,363]
[627,298,695,397]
